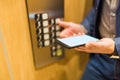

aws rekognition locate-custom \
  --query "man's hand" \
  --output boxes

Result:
[75,38,115,54]
[57,20,87,38]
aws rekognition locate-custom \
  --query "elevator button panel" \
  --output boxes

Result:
[26,0,64,68]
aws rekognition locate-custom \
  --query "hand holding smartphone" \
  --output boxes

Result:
[56,35,99,49]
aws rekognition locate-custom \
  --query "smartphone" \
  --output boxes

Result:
[56,35,99,49]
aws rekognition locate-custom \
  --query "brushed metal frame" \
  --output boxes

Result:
[26,0,64,68]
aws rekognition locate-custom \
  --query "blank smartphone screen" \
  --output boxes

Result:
[56,35,99,48]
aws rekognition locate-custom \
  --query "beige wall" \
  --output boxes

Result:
[65,0,93,23]
[0,0,92,80]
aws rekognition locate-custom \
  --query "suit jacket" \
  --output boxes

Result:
[81,0,120,58]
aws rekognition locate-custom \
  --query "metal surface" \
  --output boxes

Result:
[26,0,64,68]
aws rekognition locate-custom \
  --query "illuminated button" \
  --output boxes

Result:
[52,46,56,50]
[44,40,50,46]
[42,13,48,20]
[38,42,44,48]
[51,26,55,30]
[57,45,61,49]
[44,34,49,40]
[56,25,60,31]
[51,19,54,25]
[44,27,49,33]
[52,51,56,56]
[52,33,55,37]
[56,49,62,56]
[55,18,60,24]
[43,20,49,26]
[56,32,60,36]
[52,39,55,43]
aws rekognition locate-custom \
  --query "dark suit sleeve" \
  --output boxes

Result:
[114,37,120,57]
[81,8,96,35]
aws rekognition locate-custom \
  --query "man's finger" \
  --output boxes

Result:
[57,20,70,28]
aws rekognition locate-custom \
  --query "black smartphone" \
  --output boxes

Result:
[56,35,99,49]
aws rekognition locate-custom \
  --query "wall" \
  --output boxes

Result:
[0,0,92,80]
